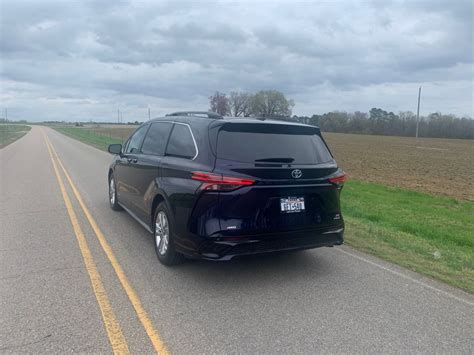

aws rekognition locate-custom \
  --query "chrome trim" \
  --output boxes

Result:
[147,120,199,161]
[322,228,344,234]
[173,122,199,160]
[118,202,153,234]
[291,169,303,179]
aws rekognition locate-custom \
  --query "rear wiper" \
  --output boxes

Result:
[255,157,295,163]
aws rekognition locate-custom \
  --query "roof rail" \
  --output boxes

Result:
[166,111,223,119]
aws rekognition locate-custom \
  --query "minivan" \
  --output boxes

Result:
[107,111,346,265]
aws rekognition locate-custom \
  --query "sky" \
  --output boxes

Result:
[1,0,473,122]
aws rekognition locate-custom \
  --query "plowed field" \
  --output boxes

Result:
[324,133,474,201]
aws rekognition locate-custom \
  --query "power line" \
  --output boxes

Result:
[416,86,421,139]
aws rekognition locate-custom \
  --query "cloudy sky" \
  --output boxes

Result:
[1,0,472,122]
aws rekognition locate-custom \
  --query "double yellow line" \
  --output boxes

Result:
[42,130,168,354]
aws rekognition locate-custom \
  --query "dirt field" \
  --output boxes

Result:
[324,133,474,201]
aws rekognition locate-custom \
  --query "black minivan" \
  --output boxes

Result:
[107,111,346,265]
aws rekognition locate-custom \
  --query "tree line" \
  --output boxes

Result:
[294,109,474,139]
[209,91,473,140]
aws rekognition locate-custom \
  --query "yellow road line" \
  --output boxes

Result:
[42,131,130,354]
[44,133,169,355]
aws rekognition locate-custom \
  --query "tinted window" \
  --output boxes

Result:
[217,124,332,164]
[165,124,196,159]
[141,122,172,156]
[125,125,148,154]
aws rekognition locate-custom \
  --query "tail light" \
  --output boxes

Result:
[329,171,348,184]
[192,171,255,191]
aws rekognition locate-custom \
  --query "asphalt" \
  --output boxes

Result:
[1,126,473,354]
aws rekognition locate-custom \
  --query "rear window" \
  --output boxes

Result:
[216,124,333,164]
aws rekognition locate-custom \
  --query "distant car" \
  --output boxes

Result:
[107,111,346,265]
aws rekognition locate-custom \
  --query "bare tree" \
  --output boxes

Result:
[229,91,252,117]
[250,90,294,117]
[209,91,230,116]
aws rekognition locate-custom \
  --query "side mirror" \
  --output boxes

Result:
[108,144,122,155]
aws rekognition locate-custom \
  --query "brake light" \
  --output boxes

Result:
[329,171,348,184]
[192,171,255,191]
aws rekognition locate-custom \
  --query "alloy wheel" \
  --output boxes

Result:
[109,177,116,205]
[155,211,169,256]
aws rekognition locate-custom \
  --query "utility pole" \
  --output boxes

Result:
[5,108,8,121]
[148,107,151,120]
[416,86,421,139]
[117,109,120,124]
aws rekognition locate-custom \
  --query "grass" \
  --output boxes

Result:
[0,124,31,148]
[53,126,124,151]
[53,126,474,293]
[342,180,474,293]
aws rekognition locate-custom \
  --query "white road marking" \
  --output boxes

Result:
[336,247,474,307]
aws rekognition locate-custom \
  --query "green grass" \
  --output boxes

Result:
[53,126,123,151]
[342,180,474,293]
[0,124,31,148]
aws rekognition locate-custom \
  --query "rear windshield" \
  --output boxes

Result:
[216,123,333,164]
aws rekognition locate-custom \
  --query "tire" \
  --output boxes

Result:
[108,173,123,211]
[153,203,184,266]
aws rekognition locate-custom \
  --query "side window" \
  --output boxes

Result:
[165,124,197,159]
[125,125,148,154]
[141,122,172,156]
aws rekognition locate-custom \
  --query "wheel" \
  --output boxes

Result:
[154,203,184,266]
[108,173,123,211]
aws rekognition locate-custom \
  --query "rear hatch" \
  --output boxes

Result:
[211,121,344,235]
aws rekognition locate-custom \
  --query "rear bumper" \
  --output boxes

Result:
[191,227,344,261]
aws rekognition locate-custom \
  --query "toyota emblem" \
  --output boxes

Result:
[291,169,302,179]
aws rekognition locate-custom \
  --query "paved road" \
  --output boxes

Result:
[1,126,473,354]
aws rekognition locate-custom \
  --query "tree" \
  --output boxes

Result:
[369,107,399,135]
[250,90,294,117]
[229,91,252,117]
[209,91,230,116]
[308,114,321,127]
[348,111,369,133]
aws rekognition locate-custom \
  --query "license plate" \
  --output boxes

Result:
[280,197,305,213]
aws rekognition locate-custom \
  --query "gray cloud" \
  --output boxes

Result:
[0,0,472,121]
